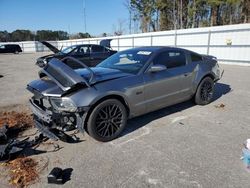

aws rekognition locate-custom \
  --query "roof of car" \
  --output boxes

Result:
[128,46,186,52]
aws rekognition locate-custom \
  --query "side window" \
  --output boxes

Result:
[91,45,104,53]
[0,45,5,49]
[78,46,89,54]
[155,50,186,69]
[191,53,203,62]
[70,47,80,55]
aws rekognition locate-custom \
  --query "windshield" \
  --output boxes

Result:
[97,49,153,74]
[60,45,78,54]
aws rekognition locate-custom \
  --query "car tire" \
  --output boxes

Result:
[87,99,127,142]
[194,77,214,105]
[14,50,19,54]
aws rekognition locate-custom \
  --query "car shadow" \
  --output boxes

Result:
[213,82,232,101]
[121,100,194,138]
[120,82,231,138]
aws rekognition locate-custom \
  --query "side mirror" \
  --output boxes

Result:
[148,64,166,73]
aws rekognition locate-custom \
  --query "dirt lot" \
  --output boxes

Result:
[0,53,250,188]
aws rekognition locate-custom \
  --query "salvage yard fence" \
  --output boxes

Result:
[1,23,250,64]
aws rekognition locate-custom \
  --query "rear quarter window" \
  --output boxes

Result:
[155,50,186,69]
[191,53,203,62]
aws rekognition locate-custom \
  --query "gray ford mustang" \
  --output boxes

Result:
[27,46,223,142]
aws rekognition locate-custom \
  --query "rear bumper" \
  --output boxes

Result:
[214,66,224,82]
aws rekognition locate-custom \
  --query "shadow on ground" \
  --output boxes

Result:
[213,83,232,101]
[121,83,231,138]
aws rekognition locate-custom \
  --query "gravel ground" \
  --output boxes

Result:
[0,53,250,188]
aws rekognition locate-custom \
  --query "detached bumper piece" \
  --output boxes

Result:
[35,120,59,141]
[0,133,47,162]
[29,99,85,142]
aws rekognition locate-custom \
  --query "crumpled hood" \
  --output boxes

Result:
[27,66,132,97]
[27,79,64,97]
[75,67,132,83]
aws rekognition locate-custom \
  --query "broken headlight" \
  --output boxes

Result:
[50,98,77,112]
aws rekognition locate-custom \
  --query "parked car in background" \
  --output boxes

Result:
[0,44,22,54]
[36,40,117,68]
[27,46,223,142]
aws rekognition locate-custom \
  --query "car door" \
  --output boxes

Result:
[89,45,107,66]
[6,45,13,53]
[143,50,193,112]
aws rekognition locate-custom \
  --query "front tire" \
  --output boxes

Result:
[194,77,214,105]
[87,99,127,142]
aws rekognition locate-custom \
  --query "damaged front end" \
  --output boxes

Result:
[27,57,94,140]
[28,95,87,140]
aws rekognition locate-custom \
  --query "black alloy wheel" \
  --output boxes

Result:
[200,80,213,102]
[195,77,214,105]
[87,99,127,142]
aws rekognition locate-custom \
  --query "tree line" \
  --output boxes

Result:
[1,0,249,41]
[127,0,250,33]
[0,30,91,42]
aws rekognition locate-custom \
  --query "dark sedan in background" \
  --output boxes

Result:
[36,40,117,68]
[0,44,22,54]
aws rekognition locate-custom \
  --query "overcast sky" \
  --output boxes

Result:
[0,0,129,35]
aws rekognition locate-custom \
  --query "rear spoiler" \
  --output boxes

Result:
[39,57,96,91]
[202,54,217,61]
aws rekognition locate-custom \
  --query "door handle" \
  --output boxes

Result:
[184,73,190,77]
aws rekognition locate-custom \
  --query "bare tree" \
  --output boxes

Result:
[113,19,127,36]
[124,0,133,34]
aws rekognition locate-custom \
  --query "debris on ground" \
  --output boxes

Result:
[6,157,39,187]
[214,103,225,109]
[0,111,34,129]
[48,167,63,184]
[0,133,62,162]
[0,125,8,142]
[0,75,3,78]
[48,167,73,184]
[0,156,49,187]
[0,111,79,186]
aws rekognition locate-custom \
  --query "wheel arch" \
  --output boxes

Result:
[198,73,215,84]
[192,72,216,95]
[84,94,130,129]
[196,72,215,87]
[193,72,215,94]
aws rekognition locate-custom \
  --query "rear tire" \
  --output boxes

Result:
[195,77,214,105]
[87,99,127,142]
